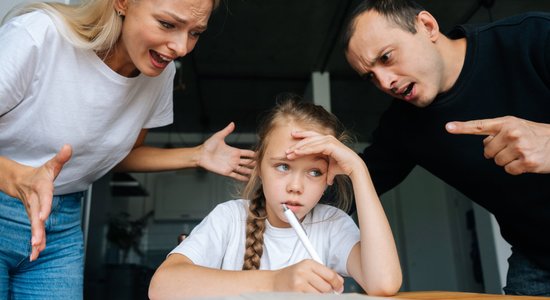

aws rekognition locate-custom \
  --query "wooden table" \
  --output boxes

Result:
[395,291,550,299]
[187,291,550,300]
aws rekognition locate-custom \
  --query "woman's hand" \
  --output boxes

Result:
[285,131,363,185]
[197,122,255,181]
[273,259,344,293]
[10,144,72,261]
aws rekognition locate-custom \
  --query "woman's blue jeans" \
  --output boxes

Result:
[503,248,550,296]
[0,191,84,299]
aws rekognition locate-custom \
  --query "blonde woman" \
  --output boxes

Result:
[149,94,401,299]
[0,0,254,298]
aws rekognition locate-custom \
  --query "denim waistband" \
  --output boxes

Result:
[0,190,84,227]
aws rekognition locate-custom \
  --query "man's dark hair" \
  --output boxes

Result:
[343,0,425,51]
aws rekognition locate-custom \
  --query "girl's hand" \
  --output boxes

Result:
[197,122,255,181]
[286,131,363,185]
[273,259,344,293]
[10,144,72,261]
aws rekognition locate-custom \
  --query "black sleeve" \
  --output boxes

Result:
[321,110,416,215]
[361,140,416,196]
[544,29,550,89]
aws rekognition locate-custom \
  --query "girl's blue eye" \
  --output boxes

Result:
[276,164,289,172]
[309,169,323,177]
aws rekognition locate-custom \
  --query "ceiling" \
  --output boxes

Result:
[154,0,550,143]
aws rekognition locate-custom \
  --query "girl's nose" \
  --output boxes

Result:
[286,174,304,194]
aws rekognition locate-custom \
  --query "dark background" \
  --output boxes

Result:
[154,0,550,143]
[84,1,550,299]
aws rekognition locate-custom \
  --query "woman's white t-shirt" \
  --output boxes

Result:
[0,11,174,194]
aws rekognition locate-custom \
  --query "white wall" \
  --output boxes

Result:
[472,203,512,293]
[383,167,484,292]
[1,1,27,22]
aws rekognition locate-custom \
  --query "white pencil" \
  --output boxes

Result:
[282,204,342,294]
[282,204,323,264]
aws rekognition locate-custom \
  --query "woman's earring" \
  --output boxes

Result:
[117,10,123,17]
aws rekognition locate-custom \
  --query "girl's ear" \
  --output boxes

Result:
[417,11,440,42]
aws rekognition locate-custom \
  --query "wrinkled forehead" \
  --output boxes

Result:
[346,11,410,64]
[350,11,403,44]
[133,0,213,21]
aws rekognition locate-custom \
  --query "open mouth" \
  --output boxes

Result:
[401,83,414,97]
[150,50,172,68]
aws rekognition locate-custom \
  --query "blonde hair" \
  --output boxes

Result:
[241,93,355,270]
[5,0,221,53]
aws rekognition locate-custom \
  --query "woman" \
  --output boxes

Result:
[0,0,254,298]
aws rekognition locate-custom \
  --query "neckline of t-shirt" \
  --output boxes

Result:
[265,212,314,238]
[82,49,146,85]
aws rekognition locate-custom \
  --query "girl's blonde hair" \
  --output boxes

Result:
[241,93,355,270]
[5,0,221,53]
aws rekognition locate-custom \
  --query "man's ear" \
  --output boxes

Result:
[417,11,440,42]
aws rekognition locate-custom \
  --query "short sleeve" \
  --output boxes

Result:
[0,15,40,116]
[142,63,175,129]
[169,201,234,268]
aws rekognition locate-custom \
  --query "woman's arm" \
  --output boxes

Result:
[115,123,255,181]
[148,254,344,300]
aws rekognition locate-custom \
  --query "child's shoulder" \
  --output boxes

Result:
[311,204,352,222]
[211,199,250,215]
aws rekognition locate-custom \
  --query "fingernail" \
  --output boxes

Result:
[446,123,456,131]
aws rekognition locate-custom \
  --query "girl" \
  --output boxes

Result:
[149,94,402,299]
[0,0,253,298]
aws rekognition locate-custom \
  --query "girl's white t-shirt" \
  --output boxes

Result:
[0,11,175,194]
[170,199,360,276]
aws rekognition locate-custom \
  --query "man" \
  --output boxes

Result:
[343,0,550,296]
